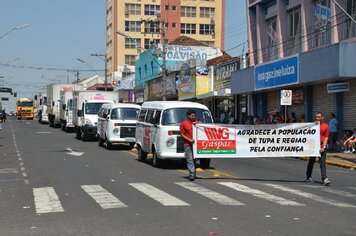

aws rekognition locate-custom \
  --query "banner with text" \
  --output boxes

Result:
[193,123,320,158]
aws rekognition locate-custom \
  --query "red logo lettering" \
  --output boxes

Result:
[203,127,229,140]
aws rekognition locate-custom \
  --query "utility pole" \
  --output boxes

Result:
[91,53,107,91]
[76,70,79,84]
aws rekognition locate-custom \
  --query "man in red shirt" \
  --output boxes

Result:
[180,110,199,181]
[306,112,330,185]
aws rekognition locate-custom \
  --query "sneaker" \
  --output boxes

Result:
[305,177,313,183]
[189,176,195,181]
[323,178,331,186]
[343,150,352,154]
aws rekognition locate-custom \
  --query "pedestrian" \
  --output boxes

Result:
[300,114,306,122]
[228,112,235,124]
[2,109,6,123]
[180,110,199,181]
[289,112,297,123]
[342,128,356,153]
[306,112,330,185]
[17,107,22,120]
[328,113,339,151]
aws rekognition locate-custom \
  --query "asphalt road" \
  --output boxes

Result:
[1,117,356,236]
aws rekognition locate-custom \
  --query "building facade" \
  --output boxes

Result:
[106,0,225,84]
[231,0,356,131]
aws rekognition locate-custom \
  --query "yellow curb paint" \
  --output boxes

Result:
[195,168,203,172]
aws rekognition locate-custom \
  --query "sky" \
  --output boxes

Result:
[0,0,246,111]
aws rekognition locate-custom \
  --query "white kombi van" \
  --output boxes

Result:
[135,101,213,168]
[97,103,140,150]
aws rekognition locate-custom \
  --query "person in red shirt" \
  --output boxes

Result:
[306,112,330,185]
[180,110,199,181]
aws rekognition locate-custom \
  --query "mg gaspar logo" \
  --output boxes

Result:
[197,126,236,155]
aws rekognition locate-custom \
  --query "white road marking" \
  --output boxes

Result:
[17,154,21,157]
[349,187,356,191]
[176,182,244,206]
[19,162,24,166]
[0,168,18,174]
[22,172,27,177]
[219,182,304,206]
[129,183,189,206]
[20,167,26,171]
[304,185,356,200]
[36,131,52,134]
[24,179,29,185]
[81,185,127,209]
[266,184,356,208]
[18,158,22,161]
[33,187,64,214]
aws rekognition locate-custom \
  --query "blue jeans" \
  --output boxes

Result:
[184,146,195,178]
[306,150,327,181]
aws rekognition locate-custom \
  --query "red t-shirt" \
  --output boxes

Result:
[180,120,199,147]
[320,122,330,147]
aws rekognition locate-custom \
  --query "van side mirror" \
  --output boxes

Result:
[77,110,83,117]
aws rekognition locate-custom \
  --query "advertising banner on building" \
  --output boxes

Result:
[193,123,320,158]
[196,75,210,96]
[159,45,222,62]
[147,73,177,100]
[178,63,196,100]
[255,55,299,90]
[214,58,240,91]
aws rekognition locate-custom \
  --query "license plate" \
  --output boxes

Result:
[125,137,135,142]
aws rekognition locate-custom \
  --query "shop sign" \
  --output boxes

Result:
[196,75,210,96]
[292,88,304,104]
[160,45,223,62]
[121,74,135,90]
[327,82,349,93]
[255,55,299,90]
[193,123,320,158]
[178,63,196,100]
[147,73,177,100]
[315,4,331,22]
[214,58,240,91]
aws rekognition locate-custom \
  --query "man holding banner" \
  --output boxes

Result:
[306,112,330,185]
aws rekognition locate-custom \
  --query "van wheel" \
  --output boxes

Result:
[61,124,65,131]
[76,128,81,139]
[200,159,211,169]
[81,132,87,141]
[137,146,147,162]
[98,136,104,147]
[152,151,161,168]
[105,137,112,150]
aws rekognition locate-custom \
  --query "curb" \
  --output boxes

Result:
[300,157,356,170]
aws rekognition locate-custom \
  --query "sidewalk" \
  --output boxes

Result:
[300,152,356,170]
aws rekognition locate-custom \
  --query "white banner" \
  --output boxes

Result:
[193,123,320,158]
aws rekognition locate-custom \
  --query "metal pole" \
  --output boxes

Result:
[162,28,167,101]
[332,0,356,24]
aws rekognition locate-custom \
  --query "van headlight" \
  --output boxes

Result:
[85,119,93,126]
[113,128,119,135]
[166,137,175,147]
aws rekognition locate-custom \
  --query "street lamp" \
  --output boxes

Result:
[116,30,167,100]
[76,58,106,90]
[0,24,29,40]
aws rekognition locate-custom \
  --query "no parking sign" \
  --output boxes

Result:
[280,90,292,106]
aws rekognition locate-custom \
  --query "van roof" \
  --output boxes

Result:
[100,103,141,109]
[141,101,209,110]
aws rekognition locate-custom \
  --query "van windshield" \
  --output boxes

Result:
[162,108,213,126]
[85,103,105,115]
[111,108,140,120]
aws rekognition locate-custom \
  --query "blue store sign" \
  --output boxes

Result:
[255,55,299,90]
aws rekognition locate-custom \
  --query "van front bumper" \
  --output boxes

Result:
[82,125,97,137]
[157,151,185,159]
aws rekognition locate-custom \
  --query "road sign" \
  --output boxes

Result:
[280,90,292,106]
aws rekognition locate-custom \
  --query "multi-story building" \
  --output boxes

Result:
[231,0,356,131]
[106,0,225,82]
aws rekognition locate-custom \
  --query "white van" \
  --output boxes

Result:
[135,101,213,168]
[97,103,140,149]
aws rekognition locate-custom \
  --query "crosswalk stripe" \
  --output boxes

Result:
[175,182,244,206]
[129,183,189,206]
[266,184,356,208]
[33,187,64,214]
[219,182,304,206]
[304,185,356,200]
[81,185,127,209]
[349,187,356,191]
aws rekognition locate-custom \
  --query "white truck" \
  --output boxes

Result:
[33,93,48,123]
[47,84,83,127]
[72,91,118,141]
[59,86,84,131]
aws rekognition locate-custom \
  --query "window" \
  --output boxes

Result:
[125,38,141,49]
[125,55,136,66]
[172,5,177,11]
[345,0,356,38]
[144,4,160,15]
[201,41,215,46]
[181,6,196,17]
[162,108,213,126]
[266,16,278,61]
[138,109,147,122]
[125,3,141,15]
[144,21,160,33]
[285,7,301,56]
[144,39,160,49]
[172,23,177,28]
[165,5,169,10]
[199,24,214,35]
[85,103,106,115]
[110,108,140,120]
[164,22,169,28]
[312,0,331,49]
[125,21,141,32]
[200,7,215,18]
[181,23,196,34]
[145,110,154,123]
